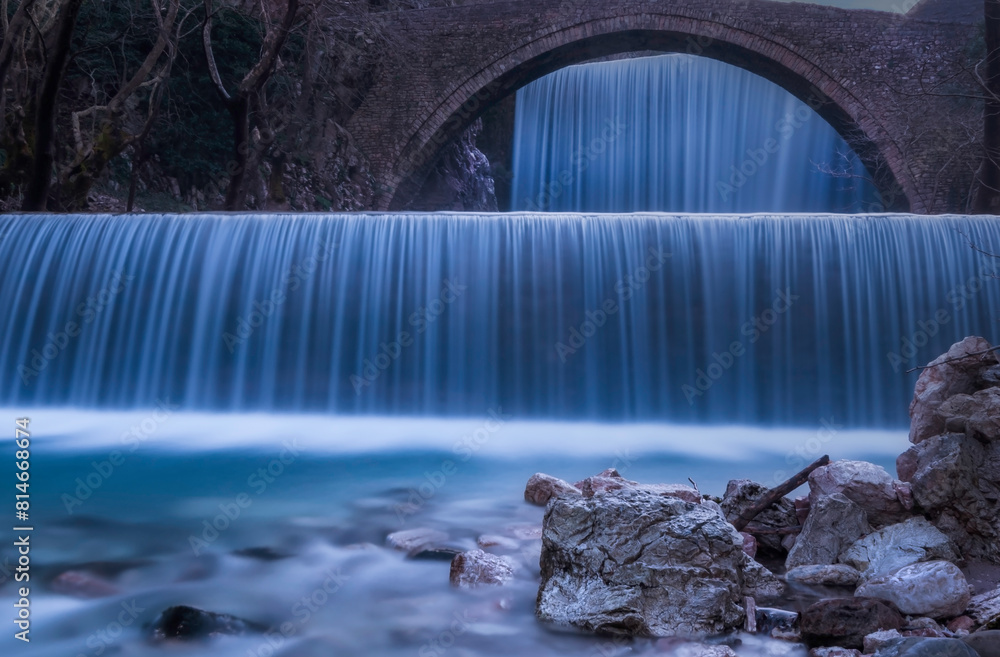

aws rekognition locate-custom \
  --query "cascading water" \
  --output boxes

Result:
[510,54,882,213]
[3,213,998,427]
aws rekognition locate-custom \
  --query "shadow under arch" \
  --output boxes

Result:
[385,28,912,213]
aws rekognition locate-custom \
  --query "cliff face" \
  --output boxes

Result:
[410,119,499,212]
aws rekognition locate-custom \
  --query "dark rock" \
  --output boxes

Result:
[938,388,1000,441]
[414,118,498,212]
[524,473,581,506]
[909,337,999,445]
[231,546,288,561]
[537,488,751,637]
[800,597,904,649]
[720,479,798,554]
[150,605,262,641]
[963,631,1000,657]
[449,549,514,588]
[786,493,870,569]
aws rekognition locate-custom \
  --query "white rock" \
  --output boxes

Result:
[808,460,907,527]
[785,564,861,587]
[855,560,971,619]
[863,629,903,653]
[841,517,958,580]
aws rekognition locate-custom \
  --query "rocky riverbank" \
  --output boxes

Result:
[438,336,1000,656]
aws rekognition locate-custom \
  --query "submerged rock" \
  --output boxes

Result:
[536,488,753,637]
[150,605,262,640]
[840,517,958,581]
[449,549,514,588]
[524,473,581,506]
[786,493,870,569]
[786,564,862,587]
[385,528,449,556]
[808,460,908,528]
[855,561,971,619]
[800,597,904,649]
[909,337,999,444]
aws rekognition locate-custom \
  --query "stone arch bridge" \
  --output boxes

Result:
[346,0,984,213]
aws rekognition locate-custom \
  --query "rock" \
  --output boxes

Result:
[655,641,738,657]
[720,479,798,553]
[477,534,520,550]
[786,564,862,587]
[536,489,748,637]
[865,629,904,653]
[898,432,1000,561]
[948,615,976,633]
[810,649,862,657]
[743,558,785,601]
[755,607,799,635]
[904,617,943,632]
[449,549,514,588]
[574,469,701,504]
[963,631,1000,657]
[795,496,811,525]
[938,388,1000,441]
[800,597,904,648]
[895,638,981,657]
[50,570,120,598]
[808,460,908,527]
[150,605,262,641]
[524,473,580,506]
[385,528,449,556]
[856,561,971,619]
[786,493,871,569]
[909,336,999,444]
[740,532,757,558]
[840,517,959,580]
[968,586,1000,629]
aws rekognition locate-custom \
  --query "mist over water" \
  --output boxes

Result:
[2,213,998,428]
[511,54,881,213]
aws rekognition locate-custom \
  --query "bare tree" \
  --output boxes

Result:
[202,0,305,210]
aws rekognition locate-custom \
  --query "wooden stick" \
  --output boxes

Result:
[731,455,830,531]
[745,596,757,633]
[905,345,1000,374]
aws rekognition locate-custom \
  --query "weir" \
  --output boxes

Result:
[2,213,998,428]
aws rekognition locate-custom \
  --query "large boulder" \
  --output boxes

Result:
[800,597,904,649]
[720,479,798,554]
[909,337,999,444]
[855,561,971,619]
[786,493,871,570]
[897,432,1000,562]
[536,488,757,637]
[840,517,959,581]
[808,460,909,528]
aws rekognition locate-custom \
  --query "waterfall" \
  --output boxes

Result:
[510,54,881,213]
[2,213,998,427]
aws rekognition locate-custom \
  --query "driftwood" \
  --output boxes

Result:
[731,455,830,532]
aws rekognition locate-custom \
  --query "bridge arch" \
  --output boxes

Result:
[347,1,981,214]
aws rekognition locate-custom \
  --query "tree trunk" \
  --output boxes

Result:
[975,0,1000,213]
[22,0,84,211]
[225,96,251,210]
